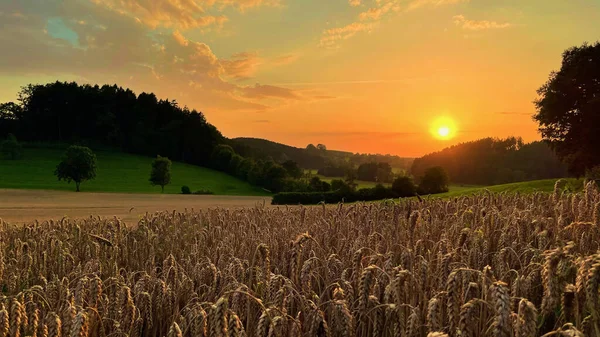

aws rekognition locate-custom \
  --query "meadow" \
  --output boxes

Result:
[0,180,596,337]
[0,147,268,196]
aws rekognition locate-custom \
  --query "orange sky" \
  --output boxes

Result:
[1,0,599,157]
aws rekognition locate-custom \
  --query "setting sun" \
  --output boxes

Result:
[437,126,450,138]
[431,117,457,140]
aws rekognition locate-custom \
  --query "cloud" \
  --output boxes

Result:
[359,2,399,21]
[0,0,304,114]
[241,84,301,100]
[90,0,278,30]
[453,15,512,30]
[349,0,362,7]
[220,52,262,80]
[271,54,299,66]
[320,22,377,48]
[407,0,469,11]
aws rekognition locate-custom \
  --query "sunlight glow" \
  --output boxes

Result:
[431,117,457,140]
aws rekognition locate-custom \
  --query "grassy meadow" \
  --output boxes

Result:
[0,147,269,195]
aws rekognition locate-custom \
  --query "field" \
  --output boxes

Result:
[0,147,268,195]
[0,180,597,337]
[0,189,270,224]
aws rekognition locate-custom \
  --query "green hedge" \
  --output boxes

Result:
[272,186,402,205]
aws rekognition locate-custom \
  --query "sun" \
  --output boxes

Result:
[437,126,450,138]
[430,117,456,140]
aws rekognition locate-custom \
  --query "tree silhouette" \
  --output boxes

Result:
[534,42,600,176]
[150,155,172,193]
[55,145,97,192]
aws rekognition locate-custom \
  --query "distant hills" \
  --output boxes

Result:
[231,137,414,171]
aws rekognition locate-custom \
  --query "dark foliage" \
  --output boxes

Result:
[1,133,23,160]
[282,160,303,179]
[150,155,172,193]
[534,42,600,176]
[411,137,568,185]
[1,82,223,167]
[55,145,97,192]
[391,176,417,197]
[357,162,393,182]
[232,137,414,171]
[181,185,191,194]
[417,166,449,195]
[271,183,434,205]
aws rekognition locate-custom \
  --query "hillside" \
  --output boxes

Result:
[426,178,583,199]
[0,147,269,195]
[232,137,413,170]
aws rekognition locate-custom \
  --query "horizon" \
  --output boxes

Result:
[1,0,599,157]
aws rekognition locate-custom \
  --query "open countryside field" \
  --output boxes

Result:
[0,178,581,224]
[0,147,269,195]
[0,188,270,224]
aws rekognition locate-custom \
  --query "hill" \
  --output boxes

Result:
[411,137,568,186]
[0,147,269,195]
[232,137,413,170]
[425,178,583,199]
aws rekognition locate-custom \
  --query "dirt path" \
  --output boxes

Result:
[0,189,271,224]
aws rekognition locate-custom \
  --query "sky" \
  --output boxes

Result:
[1,0,599,157]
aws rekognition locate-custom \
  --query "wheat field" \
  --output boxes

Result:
[0,180,598,337]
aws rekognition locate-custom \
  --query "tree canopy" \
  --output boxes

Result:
[534,42,600,176]
[150,155,172,193]
[55,145,97,192]
[3,81,222,166]
[411,137,567,185]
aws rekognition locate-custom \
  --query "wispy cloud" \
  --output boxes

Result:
[319,22,377,48]
[322,0,466,48]
[271,53,299,66]
[407,0,469,11]
[90,0,278,30]
[220,52,262,80]
[453,15,512,30]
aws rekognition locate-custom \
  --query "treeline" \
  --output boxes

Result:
[232,137,414,171]
[0,82,222,166]
[411,137,568,185]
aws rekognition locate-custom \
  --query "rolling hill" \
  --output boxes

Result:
[0,147,269,195]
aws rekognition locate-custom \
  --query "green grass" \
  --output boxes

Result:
[426,178,583,199]
[0,147,269,195]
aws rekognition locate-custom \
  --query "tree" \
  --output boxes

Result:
[392,176,416,197]
[418,166,449,195]
[534,42,600,176]
[1,133,23,160]
[150,155,172,193]
[344,169,359,191]
[55,145,97,192]
[282,160,303,179]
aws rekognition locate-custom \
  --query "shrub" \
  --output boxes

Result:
[418,166,449,195]
[181,185,191,194]
[392,176,417,197]
[193,189,214,195]
[0,133,23,160]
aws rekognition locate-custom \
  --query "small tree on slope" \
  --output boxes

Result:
[55,145,97,192]
[150,155,172,193]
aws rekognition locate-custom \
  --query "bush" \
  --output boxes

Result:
[181,185,191,194]
[418,166,449,195]
[1,133,23,160]
[193,189,214,195]
[392,176,417,197]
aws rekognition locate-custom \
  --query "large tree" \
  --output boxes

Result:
[55,145,97,192]
[534,42,600,176]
